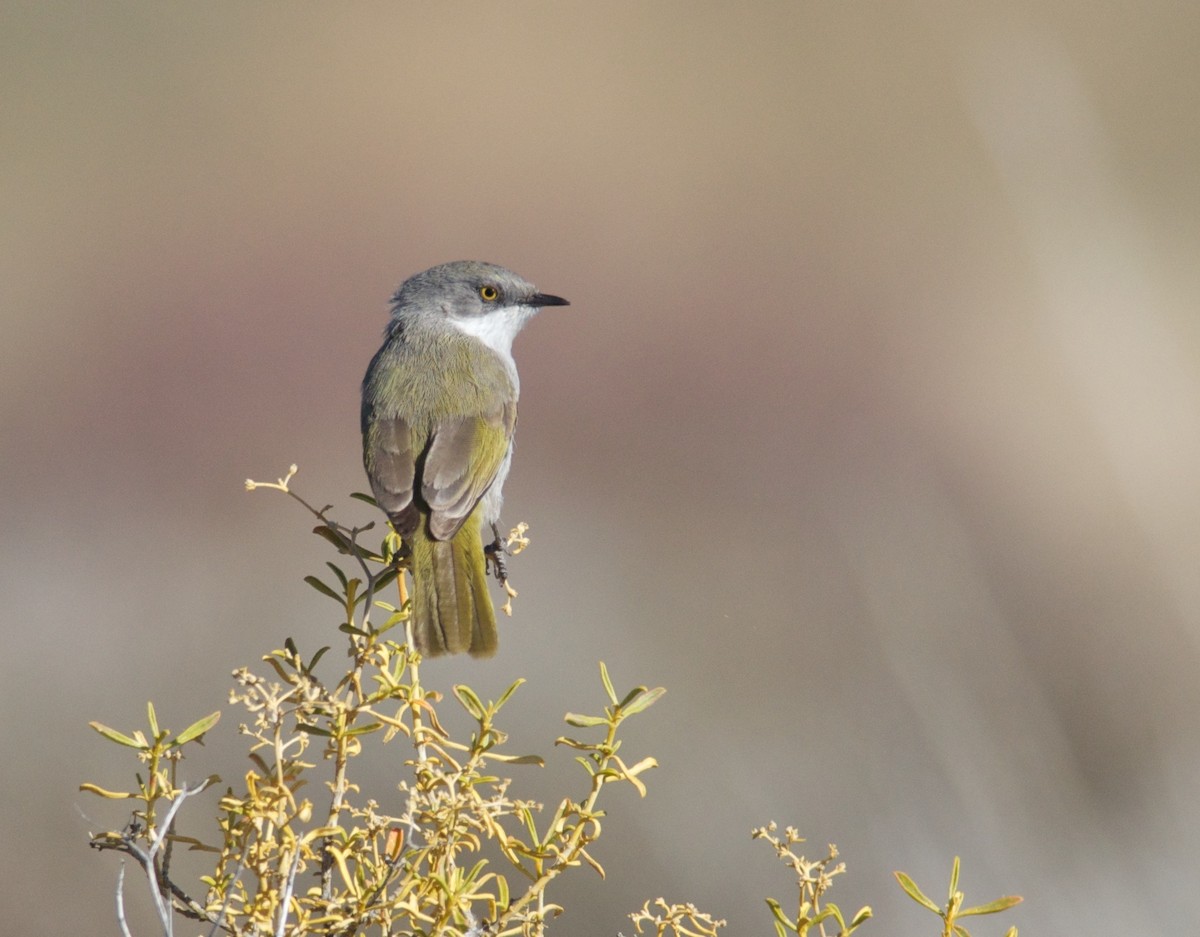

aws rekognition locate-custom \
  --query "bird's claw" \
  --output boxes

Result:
[485,528,509,584]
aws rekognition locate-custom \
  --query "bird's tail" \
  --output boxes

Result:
[407,511,498,657]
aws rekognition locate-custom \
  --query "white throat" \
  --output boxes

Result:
[448,305,536,388]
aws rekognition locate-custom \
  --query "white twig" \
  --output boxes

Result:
[205,845,249,937]
[115,860,134,937]
[274,846,304,937]
[141,779,209,937]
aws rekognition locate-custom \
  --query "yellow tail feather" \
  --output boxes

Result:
[408,513,498,657]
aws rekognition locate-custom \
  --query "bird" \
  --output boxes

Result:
[361,261,568,657]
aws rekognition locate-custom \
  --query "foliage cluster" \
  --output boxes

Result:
[82,468,1021,937]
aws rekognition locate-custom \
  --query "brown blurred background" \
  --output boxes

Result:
[4,2,1199,932]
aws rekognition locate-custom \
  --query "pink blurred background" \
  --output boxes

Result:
[4,3,1199,932]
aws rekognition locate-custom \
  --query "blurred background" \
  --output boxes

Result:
[4,2,1199,932]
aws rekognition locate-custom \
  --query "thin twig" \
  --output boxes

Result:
[115,860,134,937]
[143,780,207,936]
[206,845,249,937]
[275,847,304,937]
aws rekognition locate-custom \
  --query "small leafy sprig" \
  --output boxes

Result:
[895,857,1022,937]
[753,823,872,937]
[83,704,222,932]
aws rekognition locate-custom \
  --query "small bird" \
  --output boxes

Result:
[361,261,569,657]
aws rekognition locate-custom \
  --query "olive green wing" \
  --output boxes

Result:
[423,404,516,541]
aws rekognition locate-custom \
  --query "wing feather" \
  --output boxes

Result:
[423,403,515,541]
[363,414,419,537]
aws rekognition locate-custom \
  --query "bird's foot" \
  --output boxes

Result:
[389,539,412,572]
[487,523,529,616]
[485,528,509,585]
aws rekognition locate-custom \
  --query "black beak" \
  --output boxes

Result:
[529,292,570,308]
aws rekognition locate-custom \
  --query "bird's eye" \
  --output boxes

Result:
[479,285,500,302]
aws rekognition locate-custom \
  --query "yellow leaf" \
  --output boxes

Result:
[79,783,132,799]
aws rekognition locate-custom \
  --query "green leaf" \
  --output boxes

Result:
[165,834,208,849]
[895,871,942,913]
[376,610,405,633]
[307,646,330,671]
[961,896,1023,916]
[373,567,399,593]
[326,562,349,590]
[303,575,342,602]
[599,661,618,705]
[953,924,972,937]
[183,840,222,854]
[454,685,486,720]
[948,855,961,903]
[564,712,607,728]
[521,804,540,842]
[462,858,490,886]
[146,701,160,738]
[620,686,666,716]
[496,678,526,708]
[311,524,353,553]
[766,897,796,931]
[850,906,874,928]
[265,656,292,682]
[616,685,645,708]
[296,722,333,737]
[174,710,221,745]
[345,722,383,737]
[89,721,144,749]
[349,491,377,505]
